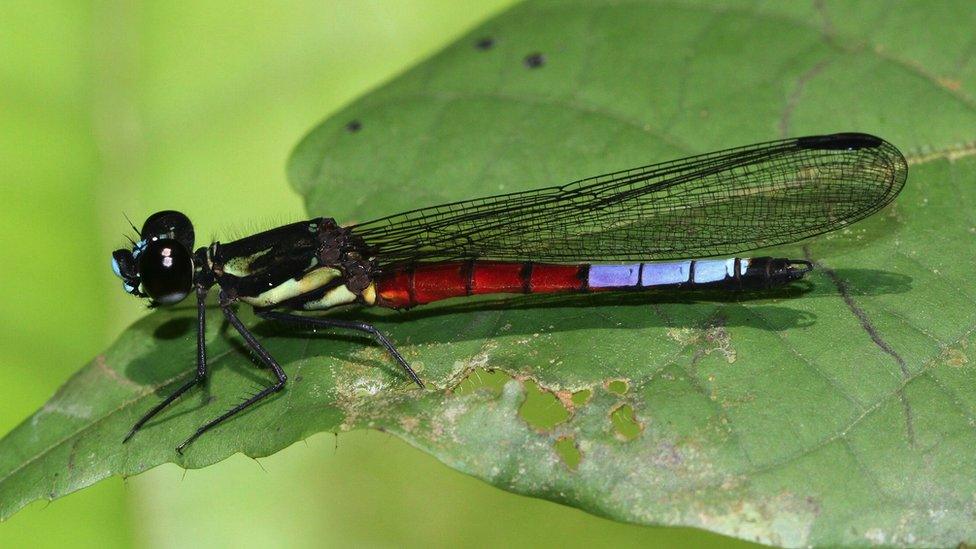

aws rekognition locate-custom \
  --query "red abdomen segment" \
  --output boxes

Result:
[374,261,587,308]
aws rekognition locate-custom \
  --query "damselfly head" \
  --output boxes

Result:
[111,210,195,306]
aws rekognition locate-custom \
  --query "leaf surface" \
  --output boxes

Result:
[3,1,976,546]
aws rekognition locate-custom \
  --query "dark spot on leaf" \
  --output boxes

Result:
[475,37,494,50]
[555,436,581,470]
[295,375,303,383]
[610,404,642,441]
[523,52,545,68]
[518,379,569,429]
[345,120,362,133]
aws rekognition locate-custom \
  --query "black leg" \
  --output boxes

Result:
[176,294,287,454]
[124,286,209,443]
[256,310,424,388]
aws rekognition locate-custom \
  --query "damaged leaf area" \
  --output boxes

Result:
[3,1,976,547]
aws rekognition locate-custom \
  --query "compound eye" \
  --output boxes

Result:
[138,239,193,305]
[141,210,195,250]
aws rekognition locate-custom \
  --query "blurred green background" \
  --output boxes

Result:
[0,2,755,547]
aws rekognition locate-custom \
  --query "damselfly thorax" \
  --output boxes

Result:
[111,132,907,453]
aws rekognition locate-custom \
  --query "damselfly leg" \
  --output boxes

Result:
[123,288,287,453]
[256,311,424,388]
[174,293,288,454]
[124,294,420,452]
[123,286,209,443]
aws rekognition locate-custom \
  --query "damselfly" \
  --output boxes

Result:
[112,132,907,452]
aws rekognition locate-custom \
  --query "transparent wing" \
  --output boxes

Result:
[351,133,907,268]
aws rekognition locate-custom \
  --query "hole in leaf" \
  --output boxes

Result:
[554,436,581,470]
[523,52,545,68]
[607,379,629,395]
[475,37,494,50]
[570,388,592,406]
[453,368,509,396]
[610,404,641,441]
[519,379,569,430]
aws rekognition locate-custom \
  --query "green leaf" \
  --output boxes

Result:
[3,1,975,546]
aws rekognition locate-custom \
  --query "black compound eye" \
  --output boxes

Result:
[141,210,195,251]
[138,238,193,305]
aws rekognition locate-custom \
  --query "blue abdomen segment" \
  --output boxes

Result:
[642,261,692,285]
[585,257,811,291]
[691,259,743,283]
[588,264,642,287]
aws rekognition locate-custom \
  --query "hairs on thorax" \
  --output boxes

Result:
[213,213,307,244]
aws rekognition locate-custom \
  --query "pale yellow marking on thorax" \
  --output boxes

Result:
[240,267,341,308]
[301,283,361,310]
[223,247,273,277]
[361,283,376,306]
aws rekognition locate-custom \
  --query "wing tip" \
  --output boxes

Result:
[796,132,884,151]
